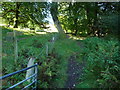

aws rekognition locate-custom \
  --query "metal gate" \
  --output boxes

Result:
[0,63,38,90]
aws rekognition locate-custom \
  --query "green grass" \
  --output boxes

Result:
[50,38,81,88]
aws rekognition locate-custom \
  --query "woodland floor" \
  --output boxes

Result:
[65,41,85,88]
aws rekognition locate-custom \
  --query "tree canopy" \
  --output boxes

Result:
[1,2,120,37]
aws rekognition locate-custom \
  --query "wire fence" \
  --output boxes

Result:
[35,33,58,59]
[1,33,58,89]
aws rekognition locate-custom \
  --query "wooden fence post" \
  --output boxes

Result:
[13,30,18,64]
[46,43,48,56]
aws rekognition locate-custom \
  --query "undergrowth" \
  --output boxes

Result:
[76,37,120,88]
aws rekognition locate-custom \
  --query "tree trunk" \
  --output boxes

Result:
[93,2,98,36]
[86,3,92,35]
[14,2,20,28]
[74,18,78,36]
[94,2,98,25]
[50,2,65,35]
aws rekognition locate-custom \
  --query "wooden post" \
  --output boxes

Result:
[0,26,2,90]
[46,43,48,56]
[13,30,18,64]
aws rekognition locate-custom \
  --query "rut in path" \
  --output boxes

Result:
[65,41,85,88]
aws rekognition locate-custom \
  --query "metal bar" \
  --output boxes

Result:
[34,64,38,89]
[22,80,37,90]
[33,86,37,90]
[0,64,38,80]
[7,73,37,90]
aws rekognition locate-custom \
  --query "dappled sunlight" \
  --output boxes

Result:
[35,24,58,34]
[4,23,58,35]
[0,17,6,26]
[7,27,31,33]
[0,24,6,26]
[35,32,47,34]
[44,24,58,33]
[6,27,46,35]
[68,34,87,40]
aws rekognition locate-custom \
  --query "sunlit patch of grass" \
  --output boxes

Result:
[8,27,31,33]
[23,32,35,35]
[0,17,6,26]
[68,34,87,40]
[8,27,49,36]
[35,32,47,34]
[46,24,58,33]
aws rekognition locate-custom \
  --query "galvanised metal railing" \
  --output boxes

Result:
[0,63,38,90]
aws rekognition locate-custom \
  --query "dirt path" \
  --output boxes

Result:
[65,41,85,88]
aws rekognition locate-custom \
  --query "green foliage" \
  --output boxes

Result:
[99,14,119,36]
[37,38,81,88]
[58,2,119,37]
[58,2,87,35]
[2,27,82,88]
[1,2,119,37]
[76,37,120,88]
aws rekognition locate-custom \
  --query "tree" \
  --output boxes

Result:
[22,2,48,29]
[50,2,65,35]
[14,2,20,28]
[2,2,16,26]
[1,2,48,29]
[58,2,87,36]
[2,2,119,38]
[57,2,119,37]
